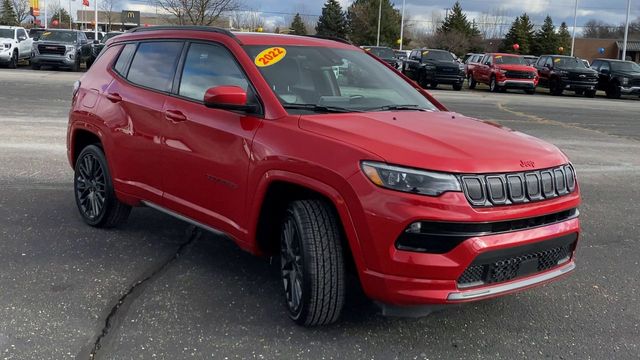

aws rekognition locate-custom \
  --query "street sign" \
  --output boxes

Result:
[121,10,141,26]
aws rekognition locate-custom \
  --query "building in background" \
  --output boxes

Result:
[574,38,640,62]
[74,10,229,32]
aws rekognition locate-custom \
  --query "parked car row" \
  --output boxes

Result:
[0,26,122,71]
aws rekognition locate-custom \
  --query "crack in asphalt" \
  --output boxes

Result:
[85,225,201,359]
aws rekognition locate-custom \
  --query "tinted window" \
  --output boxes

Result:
[39,30,77,43]
[127,42,183,92]
[17,29,27,38]
[600,62,610,73]
[590,60,601,71]
[422,50,454,62]
[179,43,249,101]
[114,43,136,76]
[494,55,525,65]
[0,29,14,38]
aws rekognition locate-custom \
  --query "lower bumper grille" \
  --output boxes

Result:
[457,233,577,288]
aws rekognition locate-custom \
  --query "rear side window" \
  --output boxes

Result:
[178,43,248,101]
[127,41,183,92]
[114,43,136,76]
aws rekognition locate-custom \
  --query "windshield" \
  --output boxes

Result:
[554,57,586,69]
[244,45,437,114]
[495,55,525,65]
[0,29,14,38]
[365,47,395,59]
[40,31,76,43]
[611,61,640,72]
[422,50,454,62]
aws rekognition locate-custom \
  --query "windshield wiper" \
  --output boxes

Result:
[282,103,361,113]
[364,104,429,112]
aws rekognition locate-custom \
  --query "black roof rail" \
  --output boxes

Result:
[127,25,240,43]
[302,34,352,45]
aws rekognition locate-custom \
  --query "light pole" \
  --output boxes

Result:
[570,0,578,56]
[94,0,98,38]
[69,0,72,29]
[622,0,631,60]
[399,0,405,50]
[44,0,47,28]
[376,0,382,46]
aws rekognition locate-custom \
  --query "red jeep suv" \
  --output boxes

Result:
[470,53,538,94]
[67,27,581,326]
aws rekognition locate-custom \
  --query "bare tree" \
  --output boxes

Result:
[231,10,264,31]
[157,0,239,26]
[99,0,117,31]
[11,0,29,24]
[476,8,508,39]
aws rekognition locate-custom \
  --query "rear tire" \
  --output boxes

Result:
[31,63,40,70]
[71,56,81,72]
[74,145,131,228]
[280,199,345,326]
[429,82,438,89]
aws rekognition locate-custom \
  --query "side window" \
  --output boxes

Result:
[545,57,554,68]
[127,41,183,92]
[600,62,610,73]
[536,56,546,67]
[178,43,249,101]
[17,29,27,39]
[113,43,136,76]
[590,60,600,71]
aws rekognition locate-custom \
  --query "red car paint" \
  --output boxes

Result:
[472,53,539,92]
[67,30,580,310]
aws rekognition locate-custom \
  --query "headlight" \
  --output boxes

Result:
[65,45,75,52]
[424,64,436,70]
[361,161,461,196]
[621,77,629,85]
[3,43,10,49]
[499,69,507,74]
[458,63,465,70]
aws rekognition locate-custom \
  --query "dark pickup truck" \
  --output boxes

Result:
[31,29,92,71]
[534,55,598,97]
[590,58,640,99]
[402,48,465,90]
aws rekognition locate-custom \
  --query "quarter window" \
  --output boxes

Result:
[114,43,136,76]
[178,43,249,101]
[600,62,610,73]
[127,41,183,92]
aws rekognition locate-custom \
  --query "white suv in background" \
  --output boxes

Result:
[0,26,33,68]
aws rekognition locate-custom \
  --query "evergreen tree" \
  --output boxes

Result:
[558,22,572,55]
[438,1,478,37]
[316,0,348,39]
[0,0,18,26]
[290,13,307,35]
[347,0,401,46]
[532,15,558,55]
[500,13,535,54]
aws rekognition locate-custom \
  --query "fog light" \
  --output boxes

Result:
[408,222,422,233]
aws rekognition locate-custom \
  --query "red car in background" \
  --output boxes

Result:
[470,53,538,94]
[67,27,580,326]
[464,53,484,80]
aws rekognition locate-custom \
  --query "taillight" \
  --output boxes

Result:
[72,80,81,99]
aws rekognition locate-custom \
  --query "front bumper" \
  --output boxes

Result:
[620,85,640,95]
[497,79,537,89]
[561,80,597,91]
[31,54,75,67]
[347,170,581,307]
[425,71,465,84]
[0,50,13,63]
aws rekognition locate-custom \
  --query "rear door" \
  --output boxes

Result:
[403,50,421,80]
[103,41,184,204]
[476,55,491,83]
[160,40,263,237]
[536,56,551,86]
[16,29,31,58]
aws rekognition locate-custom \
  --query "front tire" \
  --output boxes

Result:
[452,82,463,91]
[468,76,477,89]
[489,76,499,92]
[606,83,621,99]
[550,78,564,96]
[8,51,17,69]
[429,82,438,89]
[525,88,536,95]
[584,89,596,98]
[280,199,345,326]
[74,145,131,228]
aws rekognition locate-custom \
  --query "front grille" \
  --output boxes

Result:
[629,78,640,87]
[437,66,457,73]
[505,70,535,79]
[460,164,576,207]
[457,233,576,288]
[38,44,66,55]
[569,73,597,82]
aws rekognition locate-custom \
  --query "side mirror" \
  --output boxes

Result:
[601,69,610,75]
[18,35,27,41]
[203,86,256,112]
[93,39,99,45]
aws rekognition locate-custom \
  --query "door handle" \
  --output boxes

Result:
[105,92,122,103]
[164,109,187,123]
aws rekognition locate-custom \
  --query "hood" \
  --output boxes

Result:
[614,70,640,78]
[560,67,597,75]
[299,111,568,174]
[0,37,14,43]
[495,64,536,72]
[425,59,458,67]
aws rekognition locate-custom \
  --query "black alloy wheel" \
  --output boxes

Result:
[8,51,17,69]
[489,76,498,92]
[281,214,304,316]
[74,145,130,227]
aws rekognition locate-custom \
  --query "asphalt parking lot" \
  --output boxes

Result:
[1,68,639,359]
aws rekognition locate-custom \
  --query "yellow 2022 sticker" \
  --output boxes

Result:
[495,55,503,59]
[554,58,561,63]
[255,47,287,67]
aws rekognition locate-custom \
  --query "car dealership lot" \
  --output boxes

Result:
[1,69,639,359]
